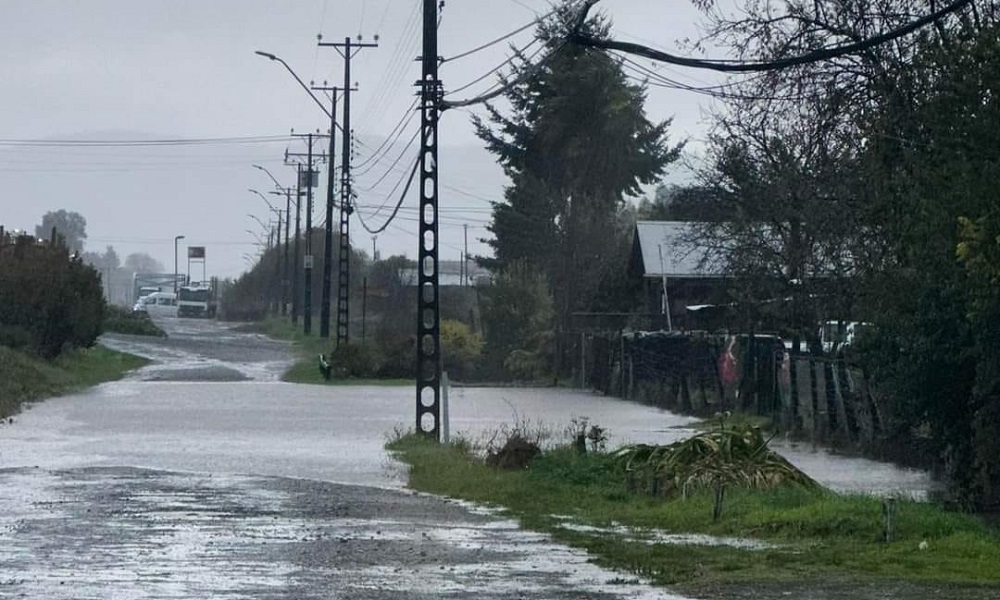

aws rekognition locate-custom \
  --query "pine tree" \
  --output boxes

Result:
[474,1,682,374]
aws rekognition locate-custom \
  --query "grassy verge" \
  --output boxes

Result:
[0,345,148,418]
[235,318,409,385]
[386,433,1000,598]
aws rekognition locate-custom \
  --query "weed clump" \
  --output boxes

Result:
[614,417,820,499]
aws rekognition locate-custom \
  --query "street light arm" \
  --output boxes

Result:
[252,164,285,191]
[248,188,278,212]
[245,229,267,245]
[247,214,270,232]
[254,50,332,119]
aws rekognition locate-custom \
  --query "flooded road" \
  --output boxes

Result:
[0,318,937,598]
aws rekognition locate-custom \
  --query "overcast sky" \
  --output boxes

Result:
[0,0,725,279]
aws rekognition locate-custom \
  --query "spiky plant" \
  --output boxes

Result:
[613,422,820,497]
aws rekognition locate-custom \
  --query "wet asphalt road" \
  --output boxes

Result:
[0,318,689,599]
[0,318,938,599]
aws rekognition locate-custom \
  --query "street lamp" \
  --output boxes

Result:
[254,51,332,119]
[255,49,342,341]
[248,188,279,212]
[253,164,284,191]
[247,214,271,240]
[173,235,185,293]
[245,229,267,247]
[252,165,295,319]
[249,189,285,317]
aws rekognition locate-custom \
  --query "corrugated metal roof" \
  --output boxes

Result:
[634,221,720,279]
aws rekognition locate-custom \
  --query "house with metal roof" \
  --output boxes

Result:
[628,221,728,330]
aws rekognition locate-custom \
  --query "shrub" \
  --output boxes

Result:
[0,237,104,358]
[440,319,483,381]
[373,334,414,379]
[328,342,382,378]
[102,305,166,337]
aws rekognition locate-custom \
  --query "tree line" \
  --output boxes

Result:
[33,209,165,306]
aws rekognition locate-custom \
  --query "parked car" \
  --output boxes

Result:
[133,291,178,318]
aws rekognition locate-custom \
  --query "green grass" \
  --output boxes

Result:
[386,433,1000,593]
[237,318,410,385]
[0,344,148,418]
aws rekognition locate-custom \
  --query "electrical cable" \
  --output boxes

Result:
[356,1,421,128]
[572,0,974,72]
[619,57,817,103]
[445,40,543,97]
[353,98,419,171]
[357,145,420,219]
[440,12,546,64]
[442,37,570,109]
[356,156,420,234]
[0,134,293,147]
[355,126,421,185]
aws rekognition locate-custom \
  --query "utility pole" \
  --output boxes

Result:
[416,0,442,439]
[284,189,291,316]
[273,210,282,316]
[287,133,325,335]
[311,84,340,339]
[463,223,469,287]
[291,165,303,324]
[274,187,292,317]
[319,36,378,348]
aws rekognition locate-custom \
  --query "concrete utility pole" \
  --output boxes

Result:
[252,164,293,317]
[273,211,282,315]
[319,36,378,347]
[287,133,326,335]
[281,188,292,316]
[416,0,443,439]
[291,165,303,324]
[311,84,339,339]
[249,188,284,315]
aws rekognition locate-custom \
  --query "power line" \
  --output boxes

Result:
[445,40,543,98]
[356,1,421,128]
[572,0,974,72]
[356,156,420,234]
[355,127,421,188]
[0,134,293,147]
[442,36,572,109]
[353,99,419,172]
[441,13,543,64]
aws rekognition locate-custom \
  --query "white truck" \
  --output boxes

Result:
[177,283,216,318]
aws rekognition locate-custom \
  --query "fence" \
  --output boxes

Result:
[592,330,896,448]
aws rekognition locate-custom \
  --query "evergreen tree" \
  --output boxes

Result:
[474,1,682,373]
